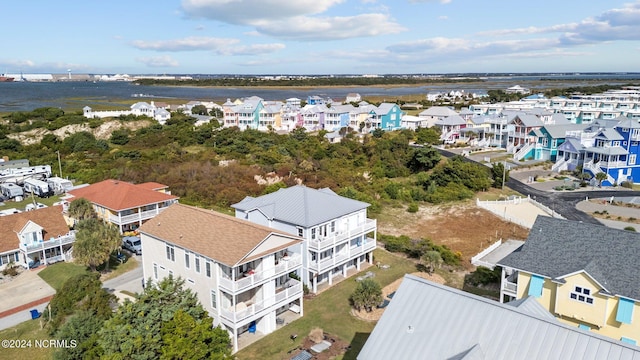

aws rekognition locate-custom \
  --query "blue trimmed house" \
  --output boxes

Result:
[517,124,586,161]
[368,103,403,131]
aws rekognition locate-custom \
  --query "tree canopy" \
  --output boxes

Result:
[98,276,231,359]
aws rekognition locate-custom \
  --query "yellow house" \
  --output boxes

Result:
[498,216,640,346]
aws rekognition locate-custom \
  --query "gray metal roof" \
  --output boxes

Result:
[586,145,628,156]
[358,274,640,360]
[617,118,640,129]
[542,124,587,139]
[419,106,458,117]
[498,216,640,301]
[231,185,370,227]
[558,138,585,152]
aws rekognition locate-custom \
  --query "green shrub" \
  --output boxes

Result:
[407,203,419,213]
[466,266,501,286]
[624,226,636,232]
[620,181,634,189]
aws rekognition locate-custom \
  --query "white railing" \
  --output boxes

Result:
[551,157,569,172]
[583,160,615,184]
[308,219,376,250]
[502,281,517,294]
[220,281,302,323]
[45,254,64,264]
[109,206,169,225]
[219,255,302,293]
[471,239,502,269]
[20,231,76,252]
[476,196,563,229]
[308,237,375,272]
[513,142,535,161]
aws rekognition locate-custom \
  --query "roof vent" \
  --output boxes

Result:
[406,325,414,334]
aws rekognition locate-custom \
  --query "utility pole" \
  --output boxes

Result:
[502,159,507,190]
[56,150,62,178]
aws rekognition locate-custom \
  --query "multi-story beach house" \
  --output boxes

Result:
[139,203,304,353]
[0,205,74,270]
[367,103,403,131]
[498,217,640,345]
[67,179,178,233]
[231,185,377,293]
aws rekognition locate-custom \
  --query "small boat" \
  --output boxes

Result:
[0,75,14,82]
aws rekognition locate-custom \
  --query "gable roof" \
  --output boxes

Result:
[68,179,178,211]
[139,203,301,267]
[0,206,69,253]
[358,274,640,360]
[512,114,543,127]
[540,123,587,139]
[498,216,640,301]
[419,106,458,117]
[232,185,369,228]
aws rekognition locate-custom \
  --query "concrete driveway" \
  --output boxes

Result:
[0,267,55,315]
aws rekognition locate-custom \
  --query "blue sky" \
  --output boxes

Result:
[2,0,640,75]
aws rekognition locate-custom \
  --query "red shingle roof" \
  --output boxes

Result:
[67,179,178,211]
[0,206,70,253]
[137,182,168,191]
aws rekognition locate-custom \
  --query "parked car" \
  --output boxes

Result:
[122,236,142,255]
[25,202,47,211]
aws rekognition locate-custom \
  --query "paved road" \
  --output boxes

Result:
[103,255,144,294]
[436,147,640,224]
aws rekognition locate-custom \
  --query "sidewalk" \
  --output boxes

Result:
[576,199,640,220]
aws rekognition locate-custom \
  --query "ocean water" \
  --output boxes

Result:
[1,73,639,112]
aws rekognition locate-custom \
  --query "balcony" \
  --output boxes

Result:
[502,281,517,296]
[308,219,376,251]
[308,240,375,273]
[220,280,302,323]
[219,254,302,293]
[109,206,169,225]
[20,231,76,252]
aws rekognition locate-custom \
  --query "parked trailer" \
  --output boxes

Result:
[0,165,52,185]
[23,178,53,197]
[0,183,24,199]
[46,177,73,195]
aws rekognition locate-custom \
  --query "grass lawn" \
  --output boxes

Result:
[0,318,54,360]
[235,249,419,360]
[0,195,63,211]
[37,262,89,291]
[99,254,139,282]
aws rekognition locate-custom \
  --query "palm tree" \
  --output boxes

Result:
[595,172,608,187]
[72,219,120,272]
[68,198,96,222]
[350,278,383,312]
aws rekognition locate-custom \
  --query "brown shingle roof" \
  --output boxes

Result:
[139,204,301,266]
[0,206,70,253]
[67,179,178,211]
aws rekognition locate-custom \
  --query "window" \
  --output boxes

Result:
[331,221,335,232]
[185,253,190,269]
[168,270,173,277]
[210,290,217,309]
[297,228,303,237]
[570,286,594,304]
[616,297,635,324]
[311,228,316,240]
[630,154,636,165]
[166,244,175,261]
[195,257,201,273]
[153,263,158,280]
[206,262,211,278]
[187,278,195,284]
[528,275,544,298]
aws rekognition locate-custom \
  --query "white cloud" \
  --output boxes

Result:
[438,15,448,20]
[131,37,237,51]
[216,43,285,55]
[180,0,403,41]
[136,56,180,67]
[254,14,405,41]
[181,0,344,24]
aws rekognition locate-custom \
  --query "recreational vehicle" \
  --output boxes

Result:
[0,183,24,199]
[23,178,52,197]
[47,177,73,194]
